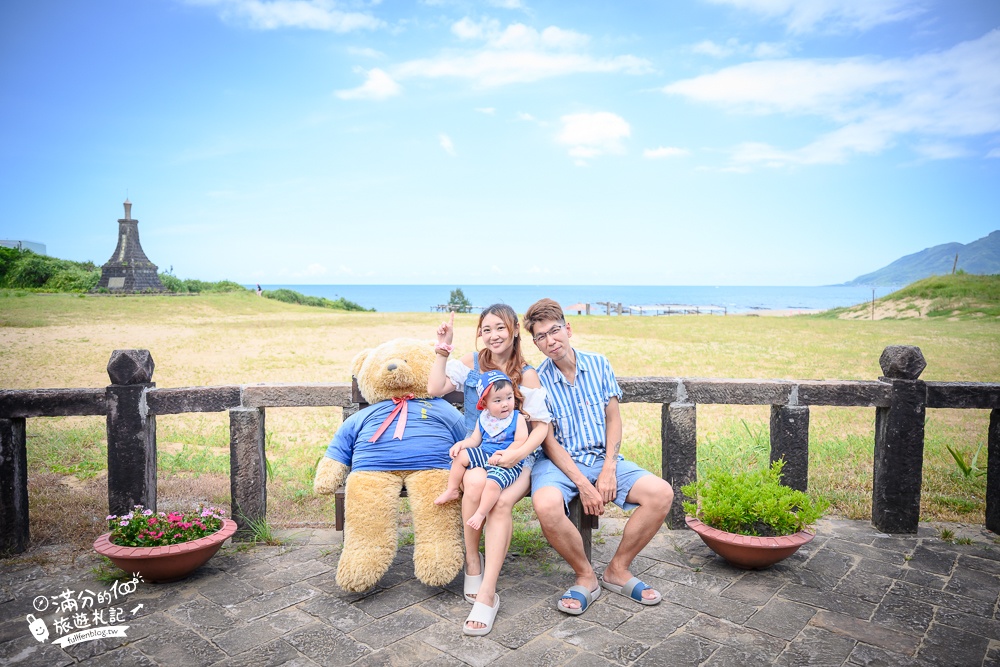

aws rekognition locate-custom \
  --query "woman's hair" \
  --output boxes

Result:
[523,298,565,336]
[476,304,528,389]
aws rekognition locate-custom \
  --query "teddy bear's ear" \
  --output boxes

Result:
[351,349,372,379]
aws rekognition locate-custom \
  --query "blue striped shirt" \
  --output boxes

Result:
[536,349,623,467]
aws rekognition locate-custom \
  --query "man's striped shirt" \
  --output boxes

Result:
[536,349,623,467]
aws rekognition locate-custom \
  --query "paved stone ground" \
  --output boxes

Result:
[2,517,1000,666]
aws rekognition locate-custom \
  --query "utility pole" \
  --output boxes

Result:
[871,288,875,321]
[952,253,959,274]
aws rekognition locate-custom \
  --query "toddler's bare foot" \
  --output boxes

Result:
[434,489,460,505]
[466,512,487,530]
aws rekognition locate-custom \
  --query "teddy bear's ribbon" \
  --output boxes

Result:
[369,394,415,442]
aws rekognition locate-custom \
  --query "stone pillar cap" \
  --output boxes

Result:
[108,349,155,385]
[879,345,926,380]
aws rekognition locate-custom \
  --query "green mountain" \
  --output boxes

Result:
[847,230,1000,286]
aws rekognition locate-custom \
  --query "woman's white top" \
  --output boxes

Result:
[444,359,552,424]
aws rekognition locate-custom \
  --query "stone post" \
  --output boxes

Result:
[0,417,29,554]
[872,346,927,534]
[106,350,157,516]
[770,405,810,492]
[662,402,697,529]
[230,407,267,541]
[987,409,1000,534]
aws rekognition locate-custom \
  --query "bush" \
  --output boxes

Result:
[263,288,371,311]
[44,268,100,292]
[6,253,54,288]
[158,273,185,292]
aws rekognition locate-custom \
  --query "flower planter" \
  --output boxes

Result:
[94,518,238,583]
[686,516,814,569]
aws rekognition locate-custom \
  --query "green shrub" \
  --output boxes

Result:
[682,460,827,537]
[44,268,100,292]
[263,288,371,311]
[158,273,185,292]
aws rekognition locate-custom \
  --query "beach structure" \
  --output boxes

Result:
[95,199,166,293]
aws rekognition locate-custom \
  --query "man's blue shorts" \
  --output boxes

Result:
[530,456,651,513]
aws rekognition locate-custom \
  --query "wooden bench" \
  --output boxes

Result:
[333,378,599,561]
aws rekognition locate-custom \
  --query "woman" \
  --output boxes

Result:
[427,304,551,636]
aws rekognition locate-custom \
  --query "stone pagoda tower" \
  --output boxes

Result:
[96,199,166,293]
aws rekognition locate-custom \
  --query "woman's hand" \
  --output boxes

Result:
[436,311,455,346]
[488,449,515,467]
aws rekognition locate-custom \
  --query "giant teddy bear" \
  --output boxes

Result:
[314,338,466,592]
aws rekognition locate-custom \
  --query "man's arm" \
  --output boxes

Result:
[541,430,605,516]
[595,396,622,504]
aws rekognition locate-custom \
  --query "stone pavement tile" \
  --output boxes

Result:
[682,614,785,661]
[284,621,372,667]
[0,632,74,667]
[644,562,732,594]
[892,580,995,618]
[348,606,438,649]
[352,636,445,667]
[744,598,816,641]
[573,594,635,630]
[0,615,27,644]
[498,575,565,618]
[933,606,1000,642]
[256,560,335,591]
[833,569,895,604]
[701,645,780,667]
[196,573,264,607]
[489,634,581,667]
[228,584,322,622]
[615,601,696,647]
[853,557,904,580]
[303,529,342,546]
[777,583,876,619]
[944,563,1000,603]
[901,567,948,590]
[300,568,343,595]
[820,520,885,545]
[791,548,855,591]
[549,616,650,665]
[986,645,1000,666]
[632,633,719,667]
[213,613,296,656]
[809,610,919,655]
[490,601,564,650]
[418,590,468,625]
[959,553,1000,574]
[871,591,934,637]
[62,633,130,663]
[774,625,856,667]
[720,575,783,606]
[76,645,159,667]
[869,535,918,554]
[959,544,1000,563]
[419,618,509,667]
[121,609,180,643]
[164,594,239,636]
[298,592,376,633]
[212,638,319,667]
[905,545,956,575]
[846,643,934,667]
[917,622,991,667]
[225,557,277,581]
[351,580,440,619]
[824,538,909,565]
[131,617,228,666]
[669,583,758,624]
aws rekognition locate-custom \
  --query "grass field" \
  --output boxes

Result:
[2,289,998,551]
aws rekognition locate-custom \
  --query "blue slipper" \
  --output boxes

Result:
[600,575,662,606]
[557,584,600,615]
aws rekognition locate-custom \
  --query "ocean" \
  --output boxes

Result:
[254,284,887,315]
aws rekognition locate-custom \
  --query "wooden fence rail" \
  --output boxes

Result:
[2,345,998,555]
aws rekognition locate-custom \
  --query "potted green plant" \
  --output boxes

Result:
[681,460,827,569]
[93,505,237,583]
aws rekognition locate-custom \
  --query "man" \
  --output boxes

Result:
[524,298,672,614]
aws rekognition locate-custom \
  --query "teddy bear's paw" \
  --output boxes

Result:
[413,541,465,588]
[336,546,394,592]
[313,457,348,495]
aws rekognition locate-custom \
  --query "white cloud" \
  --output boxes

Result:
[516,111,537,122]
[487,0,523,8]
[347,46,385,59]
[336,67,402,100]
[644,146,690,159]
[663,29,1000,166]
[439,133,457,156]
[475,107,496,114]
[557,112,630,162]
[912,142,973,161]
[391,20,648,88]
[691,38,789,59]
[703,0,925,34]
[186,0,385,32]
[987,148,1000,158]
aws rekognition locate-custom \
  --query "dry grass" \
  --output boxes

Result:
[3,291,998,550]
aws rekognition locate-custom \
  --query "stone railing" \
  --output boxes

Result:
[1,346,998,555]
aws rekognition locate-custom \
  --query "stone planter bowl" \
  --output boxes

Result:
[686,516,815,569]
[94,518,238,583]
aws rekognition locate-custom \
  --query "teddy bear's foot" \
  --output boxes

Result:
[336,545,394,593]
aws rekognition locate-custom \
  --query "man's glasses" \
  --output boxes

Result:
[532,324,564,343]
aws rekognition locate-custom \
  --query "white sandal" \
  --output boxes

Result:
[463,593,500,636]
[464,552,485,604]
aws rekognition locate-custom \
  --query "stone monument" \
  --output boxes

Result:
[96,199,166,293]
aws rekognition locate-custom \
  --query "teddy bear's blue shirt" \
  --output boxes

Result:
[325,398,466,471]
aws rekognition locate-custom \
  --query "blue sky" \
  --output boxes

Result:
[2,0,998,286]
